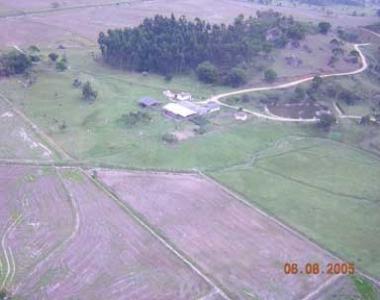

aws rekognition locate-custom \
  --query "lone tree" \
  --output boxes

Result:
[82,81,98,102]
[264,69,278,83]
[318,22,332,34]
[48,52,59,62]
[56,59,67,71]
[196,61,218,84]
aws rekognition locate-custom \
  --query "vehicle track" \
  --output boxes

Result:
[0,215,22,290]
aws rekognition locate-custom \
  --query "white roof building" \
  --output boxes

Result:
[163,103,197,118]
[176,92,192,101]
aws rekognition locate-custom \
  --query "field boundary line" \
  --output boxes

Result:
[301,275,343,300]
[256,165,377,204]
[198,171,380,286]
[0,91,73,161]
[82,168,233,300]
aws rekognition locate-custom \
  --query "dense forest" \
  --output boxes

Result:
[98,11,307,85]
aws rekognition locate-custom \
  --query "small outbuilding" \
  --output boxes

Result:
[138,97,161,108]
[176,92,192,101]
[163,103,197,119]
[234,111,248,121]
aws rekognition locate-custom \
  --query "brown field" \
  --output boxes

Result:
[0,165,216,299]
[0,0,378,47]
[97,169,340,300]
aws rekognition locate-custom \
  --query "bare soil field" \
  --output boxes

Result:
[97,169,341,300]
[0,165,74,294]
[0,0,124,12]
[0,99,54,160]
[1,165,215,299]
[0,0,377,47]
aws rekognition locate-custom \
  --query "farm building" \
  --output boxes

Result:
[163,90,176,99]
[163,103,197,119]
[139,97,161,108]
[180,101,221,116]
[176,92,192,101]
[235,111,248,121]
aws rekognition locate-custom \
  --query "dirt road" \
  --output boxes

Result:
[204,43,369,123]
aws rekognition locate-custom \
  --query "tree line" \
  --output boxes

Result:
[98,11,307,85]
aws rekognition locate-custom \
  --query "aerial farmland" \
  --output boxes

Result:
[0,0,380,299]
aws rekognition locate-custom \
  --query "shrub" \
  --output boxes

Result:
[264,69,277,83]
[82,81,98,102]
[162,133,178,144]
[56,59,67,71]
[318,22,332,34]
[72,78,82,88]
[118,111,151,128]
[48,52,59,62]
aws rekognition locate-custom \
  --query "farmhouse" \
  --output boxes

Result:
[138,97,161,108]
[163,103,197,119]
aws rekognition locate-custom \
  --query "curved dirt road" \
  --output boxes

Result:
[205,43,369,122]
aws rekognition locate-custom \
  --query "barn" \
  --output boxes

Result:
[163,103,197,119]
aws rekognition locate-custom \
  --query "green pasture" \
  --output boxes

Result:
[211,138,380,278]
[0,47,379,281]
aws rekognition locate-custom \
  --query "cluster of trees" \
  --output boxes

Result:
[0,51,32,76]
[48,52,67,71]
[98,12,307,86]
